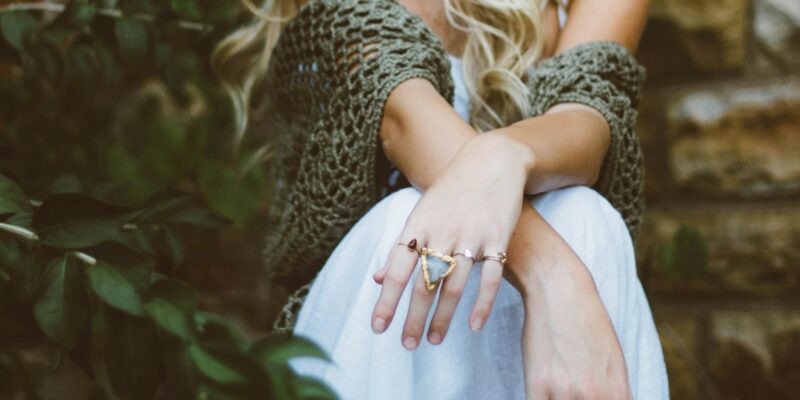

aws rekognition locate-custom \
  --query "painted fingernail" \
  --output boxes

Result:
[372,317,386,333]
[402,336,418,350]
[428,331,442,345]
[470,317,484,332]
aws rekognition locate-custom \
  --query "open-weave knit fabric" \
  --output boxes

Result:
[524,41,646,236]
[261,0,454,291]
[261,0,646,330]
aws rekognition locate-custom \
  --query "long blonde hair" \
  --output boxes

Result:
[213,0,551,145]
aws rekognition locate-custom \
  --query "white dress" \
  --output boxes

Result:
[290,55,669,399]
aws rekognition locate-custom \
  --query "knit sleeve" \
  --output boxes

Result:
[261,0,453,288]
[524,41,646,236]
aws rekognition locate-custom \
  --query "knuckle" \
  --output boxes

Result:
[575,384,598,400]
[373,303,393,320]
[531,375,550,390]
[548,374,570,396]
[482,277,501,292]
[413,283,431,298]
[384,270,407,288]
[472,305,490,319]
[442,283,463,299]
[403,320,424,336]
[428,320,449,335]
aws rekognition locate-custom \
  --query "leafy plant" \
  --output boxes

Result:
[0,0,267,227]
[0,174,336,399]
[657,224,709,280]
[0,1,334,399]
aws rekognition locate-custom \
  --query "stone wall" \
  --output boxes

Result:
[635,0,800,397]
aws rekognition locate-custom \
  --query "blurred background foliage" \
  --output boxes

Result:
[0,0,266,226]
[1,0,798,398]
[0,1,334,399]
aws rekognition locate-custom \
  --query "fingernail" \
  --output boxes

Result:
[470,317,483,332]
[372,317,386,333]
[402,336,418,350]
[428,331,442,345]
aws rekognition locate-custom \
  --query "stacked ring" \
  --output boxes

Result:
[482,251,508,266]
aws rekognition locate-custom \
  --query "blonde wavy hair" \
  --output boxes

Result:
[213,0,557,147]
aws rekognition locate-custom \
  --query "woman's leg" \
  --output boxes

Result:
[530,186,668,399]
[291,186,667,399]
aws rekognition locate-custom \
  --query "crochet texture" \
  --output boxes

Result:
[260,0,646,331]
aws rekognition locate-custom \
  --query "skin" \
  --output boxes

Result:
[368,0,651,399]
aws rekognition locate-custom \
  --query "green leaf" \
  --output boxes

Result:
[189,344,248,384]
[195,311,247,351]
[105,312,161,400]
[170,0,202,20]
[47,174,84,195]
[660,224,709,279]
[32,193,142,249]
[0,11,36,51]
[144,279,196,340]
[0,233,20,270]
[672,225,709,277]
[158,225,184,266]
[86,261,144,316]
[0,175,31,215]
[5,213,33,230]
[263,365,295,400]
[33,256,88,351]
[199,161,265,228]
[50,1,97,29]
[292,376,338,400]
[250,333,330,367]
[88,242,153,292]
[114,18,148,61]
[11,250,50,304]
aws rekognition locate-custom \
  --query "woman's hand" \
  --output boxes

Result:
[509,205,632,400]
[370,132,534,349]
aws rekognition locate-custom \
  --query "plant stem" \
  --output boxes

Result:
[0,223,38,241]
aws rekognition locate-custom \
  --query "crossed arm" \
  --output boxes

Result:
[372,0,649,398]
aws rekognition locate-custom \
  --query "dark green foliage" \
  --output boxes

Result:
[0,175,336,399]
[0,0,335,398]
[33,256,89,351]
[658,224,709,279]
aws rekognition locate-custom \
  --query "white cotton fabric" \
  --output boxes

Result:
[290,53,669,400]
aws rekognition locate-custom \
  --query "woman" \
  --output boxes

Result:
[214,0,668,398]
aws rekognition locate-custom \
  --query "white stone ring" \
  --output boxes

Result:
[453,249,475,261]
[418,247,457,291]
[397,239,457,291]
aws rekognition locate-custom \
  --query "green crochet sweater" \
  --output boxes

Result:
[261,0,646,307]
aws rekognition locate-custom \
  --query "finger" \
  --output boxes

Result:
[427,249,475,345]
[373,265,387,284]
[371,237,420,334]
[469,255,504,332]
[401,265,438,350]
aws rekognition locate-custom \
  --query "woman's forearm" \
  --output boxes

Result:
[495,103,611,195]
[381,79,596,290]
[381,79,609,196]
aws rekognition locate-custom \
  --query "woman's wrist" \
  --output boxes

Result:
[504,203,596,303]
[472,130,537,177]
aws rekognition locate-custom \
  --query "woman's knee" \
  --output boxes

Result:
[534,186,625,237]
[532,186,633,282]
